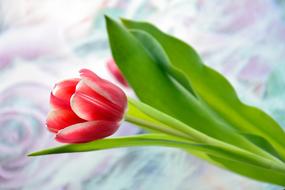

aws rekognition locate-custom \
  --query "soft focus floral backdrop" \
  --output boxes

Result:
[1,0,285,189]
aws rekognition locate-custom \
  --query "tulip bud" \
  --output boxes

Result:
[46,69,127,143]
[106,58,128,87]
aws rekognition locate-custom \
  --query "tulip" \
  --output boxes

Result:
[106,58,128,87]
[46,69,127,143]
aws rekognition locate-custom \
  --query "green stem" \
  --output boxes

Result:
[125,115,194,141]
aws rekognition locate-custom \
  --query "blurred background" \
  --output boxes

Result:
[1,0,285,189]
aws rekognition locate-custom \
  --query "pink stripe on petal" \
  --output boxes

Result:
[70,92,122,122]
[76,80,124,113]
[79,69,127,110]
[46,109,85,133]
[55,120,119,143]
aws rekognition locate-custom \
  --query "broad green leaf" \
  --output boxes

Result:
[105,16,208,131]
[128,29,196,96]
[105,16,272,159]
[128,29,284,164]
[210,155,285,186]
[122,19,285,160]
[119,26,280,162]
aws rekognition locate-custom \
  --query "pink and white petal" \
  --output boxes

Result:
[79,69,127,110]
[76,80,122,112]
[52,78,80,101]
[46,109,85,133]
[70,91,122,122]
[55,120,119,143]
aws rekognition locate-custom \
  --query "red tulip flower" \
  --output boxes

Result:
[46,69,127,143]
[107,58,128,87]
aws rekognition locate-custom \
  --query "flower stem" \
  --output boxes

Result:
[125,114,194,141]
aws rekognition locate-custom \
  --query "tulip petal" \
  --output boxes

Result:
[51,78,80,103]
[75,80,123,112]
[70,91,122,121]
[50,93,70,109]
[46,109,85,133]
[79,69,127,110]
[107,59,128,87]
[55,120,119,143]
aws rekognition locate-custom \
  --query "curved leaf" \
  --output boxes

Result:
[105,16,272,158]
[210,155,285,186]
[29,133,285,181]
[122,18,285,160]
[129,29,196,96]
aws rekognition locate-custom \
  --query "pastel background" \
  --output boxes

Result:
[0,0,285,189]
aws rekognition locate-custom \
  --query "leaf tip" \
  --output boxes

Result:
[104,15,118,26]
[104,14,111,21]
[120,17,130,24]
[104,15,121,35]
[27,152,39,157]
[28,149,53,156]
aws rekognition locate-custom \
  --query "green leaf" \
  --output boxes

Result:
[129,29,196,96]
[242,133,283,161]
[121,18,285,160]
[28,134,187,156]
[105,15,205,129]
[26,134,221,157]
[29,133,285,176]
[210,155,285,186]
[105,16,271,159]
